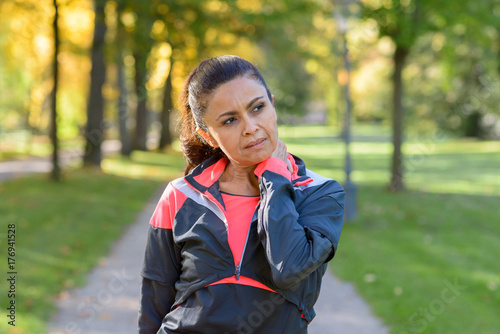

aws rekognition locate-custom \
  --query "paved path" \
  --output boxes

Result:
[47,185,389,334]
[308,269,389,334]
[0,140,121,182]
[0,156,64,182]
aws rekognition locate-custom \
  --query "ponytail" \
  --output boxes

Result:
[178,69,224,175]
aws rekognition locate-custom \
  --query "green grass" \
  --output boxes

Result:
[0,154,176,333]
[332,187,500,334]
[0,133,78,161]
[102,148,187,181]
[281,125,500,196]
[281,124,500,333]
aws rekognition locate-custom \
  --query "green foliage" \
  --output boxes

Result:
[0,3,33,132]
[361,0,453,48]
[1,0,499,163]
[247,0,326,115]
[432,0,500,138]
[359,0,500,138]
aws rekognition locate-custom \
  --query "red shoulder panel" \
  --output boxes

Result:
[149,182,188,229]
[254,158,292,180]
[192,157,228,188]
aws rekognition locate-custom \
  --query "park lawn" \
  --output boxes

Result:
[281,125,500,334]
[101,148,187,181]
[0,133,72,160]
[0,151,182,334]
[331,186,500,334]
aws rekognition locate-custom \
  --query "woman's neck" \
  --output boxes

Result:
[218,162,259,196]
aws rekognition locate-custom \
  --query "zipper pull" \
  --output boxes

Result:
[235,264,241,281]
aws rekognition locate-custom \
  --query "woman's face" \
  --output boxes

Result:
[199,76,278,168]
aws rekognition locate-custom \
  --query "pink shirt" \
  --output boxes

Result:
[208,192,275,292]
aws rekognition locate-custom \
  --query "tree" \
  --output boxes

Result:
[442,0,500,139]
[362,0,447,192]
[83,0,107,167]
[402,0,500,140]
[117,55,132,156]
[153,0,251,149]
[115,1,156,151]
[132,50,150,151]
[103,0,132,156]
[152,0,325,149]
[50,0,61,181]
[239,0,323,118]
[158,61,173,150]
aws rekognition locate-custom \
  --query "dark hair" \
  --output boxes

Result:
[179,55,272,175]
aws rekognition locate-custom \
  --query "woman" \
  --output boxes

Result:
[139,55,344,334]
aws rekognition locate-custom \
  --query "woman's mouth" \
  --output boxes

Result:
[245,138,266,149]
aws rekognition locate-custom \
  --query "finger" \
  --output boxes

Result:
[286,159,293,173]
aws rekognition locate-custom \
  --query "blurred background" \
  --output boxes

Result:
[0,0,499,333]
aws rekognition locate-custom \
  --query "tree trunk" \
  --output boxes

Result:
[158,60,173,150]
[83,0,107,167]
[463,111,482,138]
[463,63,485,139]
[50,0,61,181]
[117,60,132,156]
[389,45,409,192]
[497,29,500,77]
[133,52,148,151]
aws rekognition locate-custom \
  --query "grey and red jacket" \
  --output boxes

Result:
[139,154,344,334]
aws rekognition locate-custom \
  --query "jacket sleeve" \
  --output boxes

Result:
[254,158,344,290]
[138,184,182,334]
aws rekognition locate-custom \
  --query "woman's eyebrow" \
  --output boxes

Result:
[245,96,264,110]
[216,111,237,121]
[215,96,264,121]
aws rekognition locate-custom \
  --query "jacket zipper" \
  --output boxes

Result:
[200,185,260,282]
[234,217,252,280]
[235,264,241,280]
[235,225,251,280]
[234,203,260,281]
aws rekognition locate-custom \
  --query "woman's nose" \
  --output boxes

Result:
[242,118,259,136]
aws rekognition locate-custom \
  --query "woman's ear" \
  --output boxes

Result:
[196,128,219,148]
[271,94,275,106]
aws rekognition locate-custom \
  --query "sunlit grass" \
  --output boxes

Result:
[330,186,500,334]
[102,149,186,181]
[0,133,81,160]
[280,125,500,196]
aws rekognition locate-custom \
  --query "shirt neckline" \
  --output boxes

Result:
[220,190,260,198]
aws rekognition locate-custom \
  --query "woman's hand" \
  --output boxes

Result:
[270,139,292,173]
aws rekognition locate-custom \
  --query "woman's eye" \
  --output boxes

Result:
[253,103,264,112]
[223,117,236,125]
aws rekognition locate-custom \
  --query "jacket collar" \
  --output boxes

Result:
[288,154,314,186]
[184,154,312,194]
